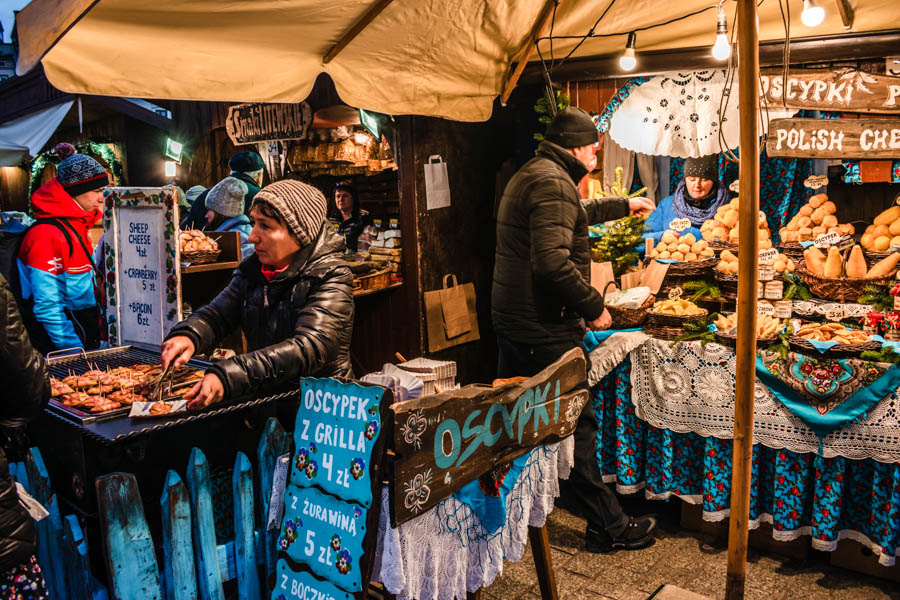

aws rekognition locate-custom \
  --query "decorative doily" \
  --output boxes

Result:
[791,300,873,319]
[607,70,795,158]
[629,339,900,462]
[373,437,574,600]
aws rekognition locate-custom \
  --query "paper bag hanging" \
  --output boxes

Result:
[424,155,451,210]
[424,274,480,352]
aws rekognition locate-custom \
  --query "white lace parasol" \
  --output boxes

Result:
[607,70,795,158]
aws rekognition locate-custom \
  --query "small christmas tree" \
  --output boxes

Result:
[591,215,648,277]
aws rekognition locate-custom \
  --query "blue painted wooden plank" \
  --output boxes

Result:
[160,470,198,600]
[63,514,93,599]
[185,448,225,600]
[96,473,162,599]
[256,418,289,592]
[25,447,67,600]
[233,452,260,600]
[216,529,265,583]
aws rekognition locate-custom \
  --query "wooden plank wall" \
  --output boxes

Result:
[0,166,29,212]
[399,111,517,385]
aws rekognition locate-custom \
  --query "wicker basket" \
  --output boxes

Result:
[645,308,708,330]
[777,242,806,263]
[643,324,689,341]
[180,248,222,264]
[795,262,897,303]
[714,271,739,300]
[863,250,898,267]
[708,239,738,253]
[787,336,882,358]
[607,295,656,329]
[656,256,718,277]
[356,266,391,290]
[714,331,779,349]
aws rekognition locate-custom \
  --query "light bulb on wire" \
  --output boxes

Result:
[711,4,731,61]
[619,32,637,71]
[801,0,825,27]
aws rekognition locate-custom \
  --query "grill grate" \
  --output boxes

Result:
[46,346,210,425]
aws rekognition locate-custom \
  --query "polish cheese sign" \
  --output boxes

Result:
[766,118,900,159]
[760,69,900,114]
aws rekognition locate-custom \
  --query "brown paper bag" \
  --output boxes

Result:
[424,274,480,352]
[591,261,616,294]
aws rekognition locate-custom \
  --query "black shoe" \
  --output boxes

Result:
[585,516,657,553]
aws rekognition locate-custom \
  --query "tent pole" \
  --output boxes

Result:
[323,0,395,64]
[500,0,559,105]
[725,0,760,598]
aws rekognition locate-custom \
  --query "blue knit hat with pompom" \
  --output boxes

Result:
[55,143,109,196]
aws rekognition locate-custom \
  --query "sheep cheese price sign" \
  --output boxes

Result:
[102,188,181,346]
[274,378,391,600]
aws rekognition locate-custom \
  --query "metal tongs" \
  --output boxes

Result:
[149,362,176,403]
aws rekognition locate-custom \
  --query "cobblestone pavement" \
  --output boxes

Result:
[482,499,900,600]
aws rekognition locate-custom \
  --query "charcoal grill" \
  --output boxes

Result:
[46,345,212,424]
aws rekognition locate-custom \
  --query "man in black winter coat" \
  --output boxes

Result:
[492,107,657,553]
[0,274,50,590]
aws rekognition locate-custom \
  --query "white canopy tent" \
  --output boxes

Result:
[14,0,900,122]
[0,100,74,165]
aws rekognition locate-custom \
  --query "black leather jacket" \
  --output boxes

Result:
[0,275,49,570]
[168,223,354,399]
[492,141,630,346]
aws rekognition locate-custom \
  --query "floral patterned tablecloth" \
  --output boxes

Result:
[594,355,900,566]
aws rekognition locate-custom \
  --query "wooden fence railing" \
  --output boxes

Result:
[13,417,292,600]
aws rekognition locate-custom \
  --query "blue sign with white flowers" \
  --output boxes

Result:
[271,559,352,600]
[275,378,390,600]
[290,378,384,507]
[278,484,368,593]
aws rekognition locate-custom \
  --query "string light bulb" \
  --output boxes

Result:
[712,4,731,61]
[619,32,637,71]
[801,0,826,27]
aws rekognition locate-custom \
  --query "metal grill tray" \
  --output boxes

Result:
[47,345,212,425]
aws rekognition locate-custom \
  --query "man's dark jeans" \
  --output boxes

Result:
[496,334,629,536]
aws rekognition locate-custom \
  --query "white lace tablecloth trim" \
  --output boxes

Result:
[586,331,650,387]
[373,436,574,600]
[629,338,900,463]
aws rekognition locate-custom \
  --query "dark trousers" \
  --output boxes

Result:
[496,334,629,536]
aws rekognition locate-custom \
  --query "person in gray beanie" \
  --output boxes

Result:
[204,177,254,259]
[162,179,353,412]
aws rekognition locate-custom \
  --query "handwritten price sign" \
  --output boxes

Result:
[804,174,829,189]
[667,287,684,300]
[758,248,779,265]
[814,231,841,248]
[825,305,846,321]
[758,302,776,317]
[668,218,691,232]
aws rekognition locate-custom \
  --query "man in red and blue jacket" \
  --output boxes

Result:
[17,143,108,353]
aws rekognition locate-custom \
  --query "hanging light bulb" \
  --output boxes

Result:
[801,0,826,27]
[619,32,637,71]
[712,4,731,61]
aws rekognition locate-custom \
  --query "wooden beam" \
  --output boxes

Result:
[323,0,395,64]
[725,0,760,598]
[834,0,854,30]
[501,0,558,105]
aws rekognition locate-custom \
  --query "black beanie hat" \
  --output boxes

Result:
[228,151,265,173]
[544,107,598,149]
[684,155,718,181]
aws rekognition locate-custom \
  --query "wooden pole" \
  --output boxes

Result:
[323,0,395,64]
[500,0,558,105]
[725,0,759,598]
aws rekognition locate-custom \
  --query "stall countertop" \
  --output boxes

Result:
[46,385,300,445]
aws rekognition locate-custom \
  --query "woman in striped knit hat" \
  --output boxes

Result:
[161,180,354,409]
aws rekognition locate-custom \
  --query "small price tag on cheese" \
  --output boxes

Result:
[668,286,684,300]
[759,248,779,265]
[804,174,829,189]
[729,180,741,193]
[825,304,845,321]
[668,218,691,232]
[814,231,841,248]
[758,302,776,317]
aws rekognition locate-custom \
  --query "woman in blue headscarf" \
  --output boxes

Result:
[644,154,731,243]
